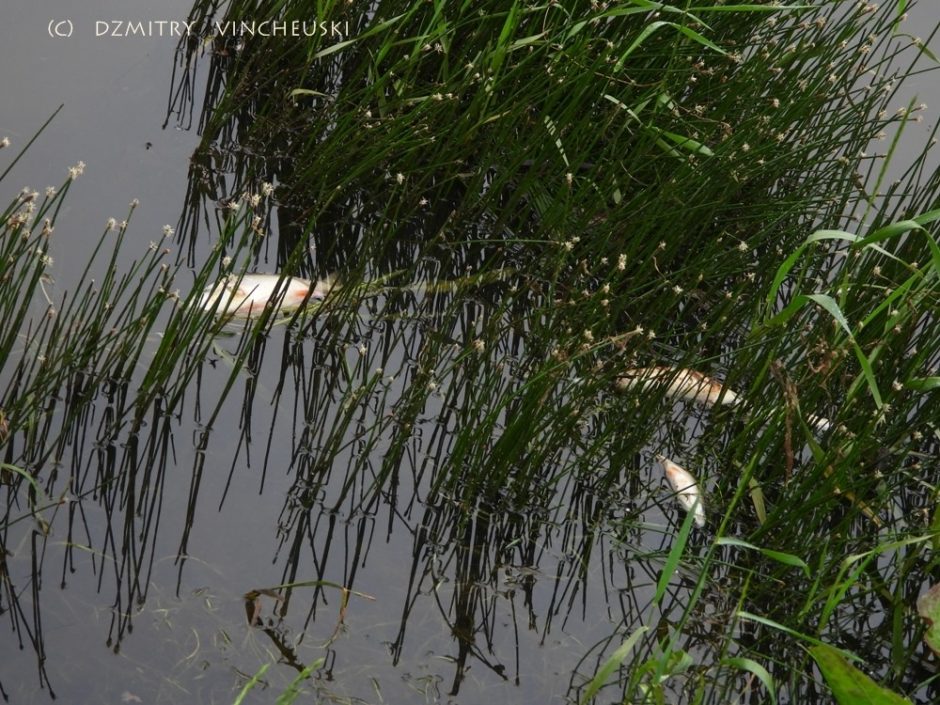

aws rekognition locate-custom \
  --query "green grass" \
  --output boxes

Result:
[3,0,940,703]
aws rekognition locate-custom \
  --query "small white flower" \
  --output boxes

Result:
[0,137,9,148]
[45,186,56,198]
[583,329,594,342]
[617,253,627,271]
[130,198,140,208]
[472,339,485,353]
[163,225,174,238]
[107,218,117,231]
[396,172,405,184]
[875,403,891,426]
[563,240,575,251]
[357,343,367,356]
[222,256,232,267]
[68,161,86,180]
[672,284,683,295]
[737,241,749,252]
[261,182,274,196]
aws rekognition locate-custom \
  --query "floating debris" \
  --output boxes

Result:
[656,454,705,528]
[198,273,336,317]
[616,366,739,407]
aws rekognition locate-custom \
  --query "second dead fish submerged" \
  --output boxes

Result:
[198,273,336,317]
[616,366,738,407]
[656,454,705,528]
[616,365,834,435]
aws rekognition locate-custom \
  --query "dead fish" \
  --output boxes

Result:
[807,413,833,433]
[656,454,705,528]
[616,366,739,407]
[198,273,336,317]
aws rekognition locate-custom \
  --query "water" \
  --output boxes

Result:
[2,2,940,704]
[0,1,201,293]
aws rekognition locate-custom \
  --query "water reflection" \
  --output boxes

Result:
[4,216,937,701]
[1,238,681,703]
[4,2,940,704]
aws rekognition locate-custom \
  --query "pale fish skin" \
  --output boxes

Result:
[198,273,336,317]
[616,366,739,407]
[656,454,705,528]
[617,366,834,433]
[807,413,833,433]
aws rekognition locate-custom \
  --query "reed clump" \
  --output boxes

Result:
[2,1,939,703]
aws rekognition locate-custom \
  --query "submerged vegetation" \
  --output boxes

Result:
[3,0,940,702]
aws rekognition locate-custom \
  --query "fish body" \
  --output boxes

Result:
[656,454,705,528]
[807,413,833,433]
[617,366,738,407]
[198,273,335,317]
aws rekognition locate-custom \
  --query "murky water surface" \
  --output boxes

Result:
[2,2,939,704]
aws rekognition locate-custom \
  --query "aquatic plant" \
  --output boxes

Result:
[2,0,940,703]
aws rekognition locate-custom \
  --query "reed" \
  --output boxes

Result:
[2,0,939,703]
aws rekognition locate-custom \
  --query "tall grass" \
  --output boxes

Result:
[0,119,298,696]
[2,0,940,703]
[164,0,940,700]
